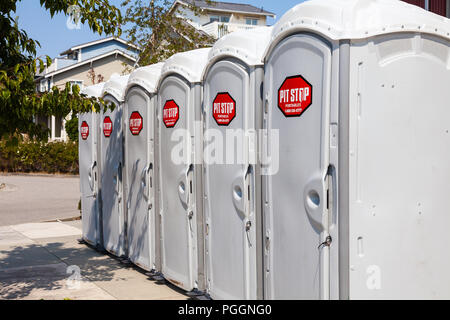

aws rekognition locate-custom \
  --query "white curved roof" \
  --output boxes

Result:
[102,74,130,102]
[126,63,164,94]
[81,82,105,98]
[207,26,273,69]
[269,0,449,53]
[160,48,211,84]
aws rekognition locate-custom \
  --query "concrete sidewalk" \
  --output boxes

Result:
[0,220,188,300]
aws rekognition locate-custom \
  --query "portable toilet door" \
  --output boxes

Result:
[202,28,271,300]
[263,0,450,300]
[100,75,129,258]
[79,83,105,247]
[263,11,334,300]
[157,48,210,292]
[124,64,163,271]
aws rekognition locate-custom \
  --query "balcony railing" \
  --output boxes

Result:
[201,21,260,39]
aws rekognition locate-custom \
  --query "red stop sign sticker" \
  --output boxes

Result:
[129,112,143,136]
[213,92,236,126]
[278,75,313,117]
[103,116,113,138]
[163,100,180,128]
[80,121,89,140]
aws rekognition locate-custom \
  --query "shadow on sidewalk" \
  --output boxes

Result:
[0,240,191,300]
[0,241,124,299]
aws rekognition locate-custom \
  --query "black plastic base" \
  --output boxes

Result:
[187,288,205,297]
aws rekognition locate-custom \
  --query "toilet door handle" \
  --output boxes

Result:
[232,165,253,218]
[186,164,193,205]
[141,164,152,201]
[88,161,97,197]
[303,171,328,232]
[231,173,246,218]
[116,162,122,203]
[177,165,192,210]
[88,162,94,190]
[147,163,154,209]
[245,164,254,217]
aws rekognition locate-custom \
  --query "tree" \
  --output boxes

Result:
[65,116,79,142]
[122,0,215,66]
[0,0,122,142]
[87,66,105,85]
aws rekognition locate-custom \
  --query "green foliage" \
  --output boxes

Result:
[122,0,215,66]
[0,139,79,174]
[65,115,79,142]
[0,0,122,140]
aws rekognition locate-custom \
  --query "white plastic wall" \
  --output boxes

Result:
[346,33,450,299]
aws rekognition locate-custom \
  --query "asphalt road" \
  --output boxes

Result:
[0,174,80,226]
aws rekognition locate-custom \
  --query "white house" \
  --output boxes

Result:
[35,37,139,141]
[170,0,276,39]
[34,2,275,141]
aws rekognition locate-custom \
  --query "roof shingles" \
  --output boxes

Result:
[181,0,275,16]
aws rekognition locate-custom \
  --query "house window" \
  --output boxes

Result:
[245,18,259,26]
[54,117,63,139]
[40,79,48,92]
[69,81,83,92]
[210,15,230,23]
[36,115,49,130]
[68,52,78,60]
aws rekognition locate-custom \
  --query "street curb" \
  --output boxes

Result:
[43,216,82,223]
[0,172,79,178]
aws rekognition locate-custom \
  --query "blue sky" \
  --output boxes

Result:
[15,0,305,59]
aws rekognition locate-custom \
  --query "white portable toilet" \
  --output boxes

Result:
[100,75,129,258]
[262,0,450,300]
[157,48,210,292]
[79,83,105,247]
[124,63,163,271]
[202,27,272,300]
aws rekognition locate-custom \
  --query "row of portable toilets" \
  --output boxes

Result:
[79,0,450,300]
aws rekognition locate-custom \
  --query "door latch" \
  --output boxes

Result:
[245,221,252,247]
[318,236,332,250]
